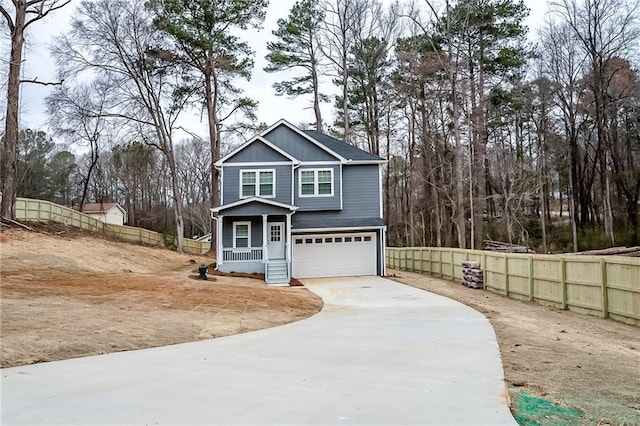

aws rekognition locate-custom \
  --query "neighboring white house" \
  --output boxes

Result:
[79,203,127,226]
[196,233,212,243]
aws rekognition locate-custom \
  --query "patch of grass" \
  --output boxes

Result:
[512,390,583,426]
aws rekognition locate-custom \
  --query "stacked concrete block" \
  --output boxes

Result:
[462,260,484,289]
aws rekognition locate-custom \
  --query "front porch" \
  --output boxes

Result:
[212,198,298,285]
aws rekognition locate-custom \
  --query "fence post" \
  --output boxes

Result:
[529,256,534,301]
[450,250,455,279]
[504,254,510,297]
[601,259,609,318]
[561,257,567,310]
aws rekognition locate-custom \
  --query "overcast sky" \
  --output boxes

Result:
[2,0,548,142]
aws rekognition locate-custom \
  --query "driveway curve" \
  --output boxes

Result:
[1,277,515,425]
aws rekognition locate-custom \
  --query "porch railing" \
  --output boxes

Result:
[222,247,263,262]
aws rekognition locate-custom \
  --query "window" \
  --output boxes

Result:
[240,170,275,198]
[233,222,250,248]
[270,225,281,242]
[299,169,333,197]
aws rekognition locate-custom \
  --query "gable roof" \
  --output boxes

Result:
[211,197,298,214]
[79,203,125,214]
[262,119,385,163]
[216,119,386,166]
[216,135,299,166]
[262,119,347,162]
[303,130,385,162]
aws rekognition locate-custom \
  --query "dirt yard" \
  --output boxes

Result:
[391,270,640,426]
[0,224,323,368]
[2,224,639,425]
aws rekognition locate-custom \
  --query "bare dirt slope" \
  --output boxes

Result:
[0,225,322,368]
[391,269,640,426]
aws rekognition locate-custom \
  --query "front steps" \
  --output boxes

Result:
[266,260,290,285]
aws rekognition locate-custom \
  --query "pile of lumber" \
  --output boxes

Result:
[462,260,484,289]
[483,240,532,253]
[576,246,640,256]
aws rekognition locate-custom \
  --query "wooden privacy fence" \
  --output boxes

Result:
[386,247,640,327]
[10,197,210,255]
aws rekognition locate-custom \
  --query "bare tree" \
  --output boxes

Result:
[321,0,368,142]
[0,0,70,219]
[52,0,191,251]
[46,80,112,209]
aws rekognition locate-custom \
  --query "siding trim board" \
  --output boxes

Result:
[224,161,293,167]
[212,196,298,214]
[292,225,386,233]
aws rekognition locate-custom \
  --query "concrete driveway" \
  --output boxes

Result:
[1,277,515,425]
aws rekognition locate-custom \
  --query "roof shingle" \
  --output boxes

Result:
[303,130,385,162]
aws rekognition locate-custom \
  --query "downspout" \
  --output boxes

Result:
[286,212,293,281]
[292,162,301,205]
[381,226,387,276]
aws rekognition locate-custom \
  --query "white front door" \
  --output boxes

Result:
[267,222,285,260]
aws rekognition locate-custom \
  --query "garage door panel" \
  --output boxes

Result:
[292,232,376,278]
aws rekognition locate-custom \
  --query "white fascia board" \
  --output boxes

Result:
[215,135,300,166]
[299,160,342,166]
[261,119,348,163]
[222,161,293,167]
[346,159,388,165]
[113,204,127,215]
[292,225,386,233]
[211,196,299,214]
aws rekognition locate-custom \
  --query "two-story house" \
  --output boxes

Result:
[211,119,386,285]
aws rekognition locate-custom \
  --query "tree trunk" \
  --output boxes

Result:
[312,70,323,131]
[205,67,220,255]
[342,53,350,143]
[1,4,26,220]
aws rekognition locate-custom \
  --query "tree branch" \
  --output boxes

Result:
[0,6,15,32]
[20,77,64,86]
[24,0,71,28]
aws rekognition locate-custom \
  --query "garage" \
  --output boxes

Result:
[292,232,377,278]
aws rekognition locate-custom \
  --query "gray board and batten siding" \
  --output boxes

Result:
[225,139,292,163]
[263,126,339,162]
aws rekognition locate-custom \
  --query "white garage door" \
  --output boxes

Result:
[292,232,377,278]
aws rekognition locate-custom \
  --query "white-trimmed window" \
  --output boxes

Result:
[299,169,333,197]
[233,221,251,248]
[240,170,275,198]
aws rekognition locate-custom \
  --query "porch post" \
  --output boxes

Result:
[262,214,268,264]
[286,213,292,262]
[217,215,224,267]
